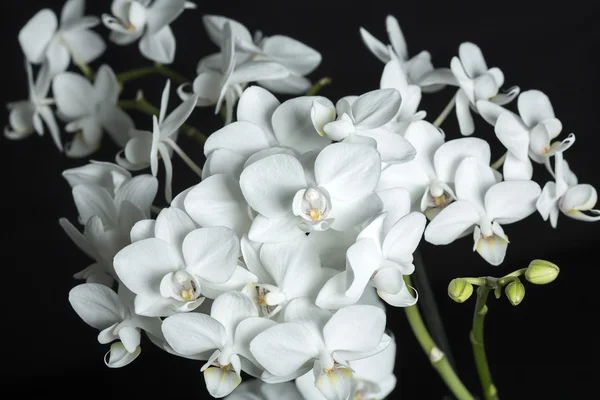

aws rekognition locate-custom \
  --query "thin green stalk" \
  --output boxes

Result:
[118,96,206,144]
[491,152,507,170]
[117,63,190,85]
[306,77,332,96]
[404,276,475,400]
[470,285,499,400]
[433,92,457,127]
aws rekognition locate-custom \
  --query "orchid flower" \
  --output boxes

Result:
[380,47,427,135]
[69,283,163,368]
[537,151,600,227]
[5,61,61,151]
[117,80,199,203]
[201,15,322,95]
[19,0,105,75]
[239,143,383,242]
[295,334,397,400]
[162,291,274,398]
[377,120,494,219]
[102,0,195,63]
[448,42,520,135]
[250,298,389,400]
[240,236,335,319]
[317,210,425,309]
[113,207,256,316]
[180,22,288,125]
[202,86,331,179]
[478,90,575,180]
[360,15,453,93]
[62,161,132,194]
[53,65,134,158]
[312,89,416,164]
[425,157,541,265]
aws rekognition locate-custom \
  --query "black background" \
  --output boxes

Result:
[1,0,599,398]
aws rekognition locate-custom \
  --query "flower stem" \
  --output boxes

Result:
[404,276,475,400]
[491,152,507,170]
[66,45,94,81]
[118,93,206,144]
[470,285,499,400]
[117,63,190,85]
[306,77,332,96]
[433,92,457,127]
[162,137,203,178]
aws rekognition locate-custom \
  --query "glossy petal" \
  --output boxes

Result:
[139,26,175,64]
[382,212,426,265]
[485,181,541,224]
[18,9,57,63]
[495,112,530,162]
[324,305,386,353]
[455,157,497,211]
[183,227,239,284]
[162,312,226,355]
[424,200,480,245]
[69,283,124,330]
[352,89,401,129]
[518,90,555,128]
[236,86,279,138]
[434,138,491,184]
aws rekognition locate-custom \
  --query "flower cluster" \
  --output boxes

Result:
[7,1,599,400]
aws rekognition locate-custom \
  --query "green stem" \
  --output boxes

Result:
[306,77,332,96]
[404,276,475,400]
[433,92,457,127]
[118,95,206,144]
[117,63,190,85]
[470,285,499,400]
[491,152,507,170]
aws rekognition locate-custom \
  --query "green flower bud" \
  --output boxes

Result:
[525,259,560,285]
[448,278,474,303]
[505,280,525,306]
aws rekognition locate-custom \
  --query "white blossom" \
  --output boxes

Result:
[360,15,453,93]
[102,0,195,63]
[5,61,61,150]
[162,291,273,397]
[19,0,105,75]
[180,22,288,125]
[69,283,163,368]
[425,157,541,265]
[537,151,600,227]
[53,65,134,158]
[312,89,416,164]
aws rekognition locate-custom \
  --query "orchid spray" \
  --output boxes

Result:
[7,2,598,399]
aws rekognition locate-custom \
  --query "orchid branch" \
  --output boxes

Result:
[306,77,332,96]
[117,63,190,86]
[491,152,508,170]
[470,284,499,400]
[404,276,475,400]
[118,92,207,144]
[433,91,457,127]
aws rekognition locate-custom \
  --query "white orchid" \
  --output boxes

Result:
[69,283,163,368]
[240,236,335,319]
[102,0,195,64]
[201,15,322,95]
[478,90,575,180]
[117,80,198,203]
[180,23,288,125]
[317,210,425,309]
[113,207,256,316]
[378,121,494,219]
[59,169,158,284]
[537,151,600,227]
[425,157,541,265]
[448,42,520,135]
[380,48,427,135]
[162,291,274,398]
[360,15,452,93]
[250,299,389,400]
[18,0,105,75]
[53,65,134,158]
[202,86,331,179]
[312,89,416,164]
[295,334,397,400]
[5,61,61,150]
[239,143,383,242]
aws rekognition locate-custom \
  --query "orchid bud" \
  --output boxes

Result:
[505,280,525,306]
[525,260,560,285]
[448,278,473,303]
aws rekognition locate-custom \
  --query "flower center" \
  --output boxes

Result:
[160,270,201,303]
[252,284,285,317]
[300,188,330,222]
